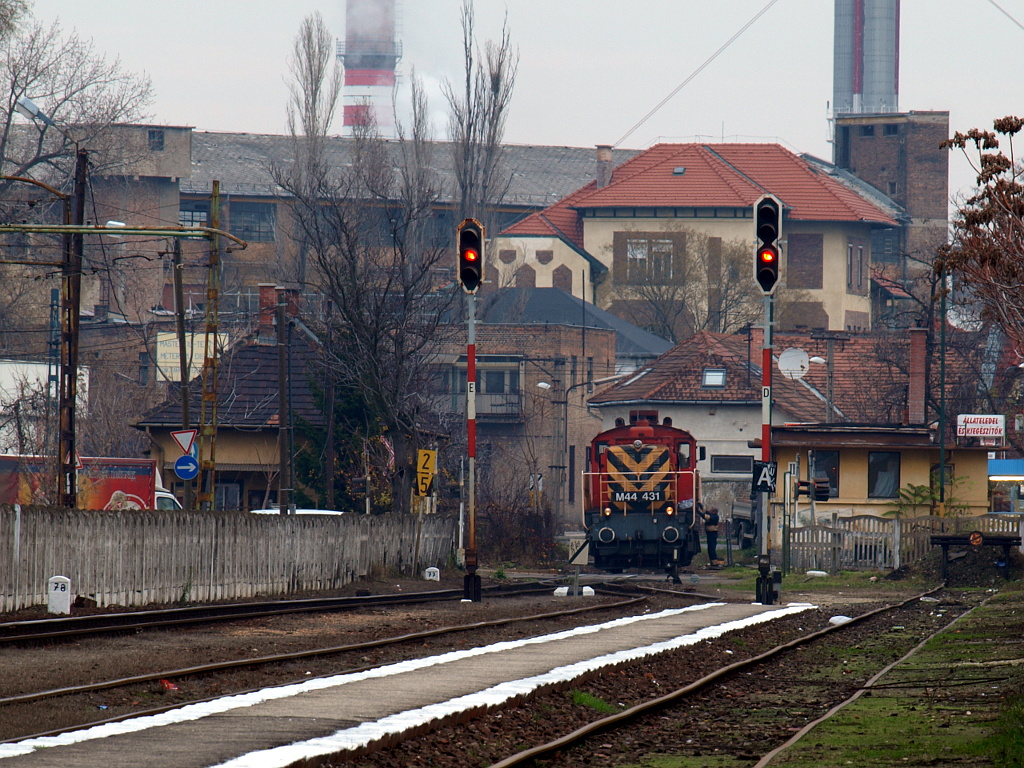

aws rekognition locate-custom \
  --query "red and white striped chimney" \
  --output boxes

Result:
[339,0,401,138]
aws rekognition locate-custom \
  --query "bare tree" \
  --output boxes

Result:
[607,228,808,343]
[939,116,1024,350]
[275,17,458,514]
[443,0,518,228]
[0,17,153,184]
[0,0,25,41]
[286,12,341,142]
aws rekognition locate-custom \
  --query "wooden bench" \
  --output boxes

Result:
[930,533,1021,581]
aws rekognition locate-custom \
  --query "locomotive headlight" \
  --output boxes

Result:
[603,507,612,516]
[665,504,674,515]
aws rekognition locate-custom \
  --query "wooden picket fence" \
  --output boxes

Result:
[783,514,1024,573]
[0,506,458,612]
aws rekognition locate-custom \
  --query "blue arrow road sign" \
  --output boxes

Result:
[174,454,199,481]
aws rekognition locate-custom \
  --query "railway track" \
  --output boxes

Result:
[0,591,654,743]
[306,585,981,768]
[0,581,557,644]
[487,586,947,767]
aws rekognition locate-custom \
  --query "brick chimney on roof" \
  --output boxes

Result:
[258,283,278,345]
[908,327,927,425]
[596,145,613,189]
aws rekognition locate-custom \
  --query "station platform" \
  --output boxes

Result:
[0,600,812,768]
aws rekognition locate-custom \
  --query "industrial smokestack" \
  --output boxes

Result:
[339,0,402,137]
[833,0,900,115]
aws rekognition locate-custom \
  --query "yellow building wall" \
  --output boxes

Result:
[772,446,989,518]
[489,235,593,299]
[580,216,872,331]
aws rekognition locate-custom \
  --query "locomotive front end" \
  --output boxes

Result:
[584,418,702,577]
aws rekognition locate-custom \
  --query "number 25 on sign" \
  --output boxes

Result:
[416,449,436,498]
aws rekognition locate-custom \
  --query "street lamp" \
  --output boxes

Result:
[15,95,86,507]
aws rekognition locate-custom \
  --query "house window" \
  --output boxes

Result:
[883,124,900,136]
[483,369,519,394]
[229,201,276,242]
[148,129,165,151]
[711,455,754,474]
[615,232,683,285]
[179,200,210,228]
[702,368,726,388]
[812,450,840,498]
[860,125,875,137]
[215,482,241,510]
[931,463,955,498]
[847,240,867,294]
[868,452,900,498]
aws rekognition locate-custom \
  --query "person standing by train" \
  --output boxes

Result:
[698,505,721,566]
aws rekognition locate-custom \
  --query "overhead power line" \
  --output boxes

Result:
[986,0,1024,32]
[615,0,781,148]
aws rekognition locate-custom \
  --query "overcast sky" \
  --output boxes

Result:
[27,0,1024,202]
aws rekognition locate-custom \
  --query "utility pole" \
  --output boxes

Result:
[197,181,222,510]
[172,238,194,509]
[57,148,87,508]
[277,287,294,514]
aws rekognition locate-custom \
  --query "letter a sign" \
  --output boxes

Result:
[753,461,777,494]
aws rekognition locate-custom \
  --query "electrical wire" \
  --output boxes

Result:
[986,0,1024,32]
[614,0,782,148]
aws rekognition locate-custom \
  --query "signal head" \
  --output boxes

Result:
[456,218,485,294]
[753,195,782,295]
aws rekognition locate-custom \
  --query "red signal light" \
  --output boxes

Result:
[464,249,479,262]
[758,247,776,263]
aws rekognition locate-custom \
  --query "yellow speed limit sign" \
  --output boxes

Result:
[415,449,436,497]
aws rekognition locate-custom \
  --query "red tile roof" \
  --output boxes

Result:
[503,143,898,247]
[589,328,985,427]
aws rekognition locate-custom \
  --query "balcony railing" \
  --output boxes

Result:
[429,392,523,420]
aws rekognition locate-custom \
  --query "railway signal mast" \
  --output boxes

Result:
[457,218,484,602]
[753,194,782,605]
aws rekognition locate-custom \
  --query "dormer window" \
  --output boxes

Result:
[702,368,726,388]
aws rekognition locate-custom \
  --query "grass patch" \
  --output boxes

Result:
[765,590,1024,767]
[568,689,619,714]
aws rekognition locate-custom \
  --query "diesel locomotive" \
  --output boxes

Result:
[583,412,703,580]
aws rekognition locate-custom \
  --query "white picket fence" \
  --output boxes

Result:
[0,506,458,611]
[783,514,1024,573]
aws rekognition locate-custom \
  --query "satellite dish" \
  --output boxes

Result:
[778,347,810,380]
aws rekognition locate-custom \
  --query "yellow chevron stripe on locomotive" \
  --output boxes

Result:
[604,445,673,503]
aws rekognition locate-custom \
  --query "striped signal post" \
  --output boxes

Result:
[457,219,484,602]
[753,195,782,605]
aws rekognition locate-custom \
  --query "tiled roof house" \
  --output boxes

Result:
[136,286,325,511]
[493,143,908,336]
[587,328,991,517]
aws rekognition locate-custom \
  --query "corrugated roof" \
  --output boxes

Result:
[182,132,638,208]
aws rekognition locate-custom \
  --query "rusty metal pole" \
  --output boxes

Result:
[197,181,221,510]
[277,287,294,515]
[172,237,194,509]
[57,148,87,508]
